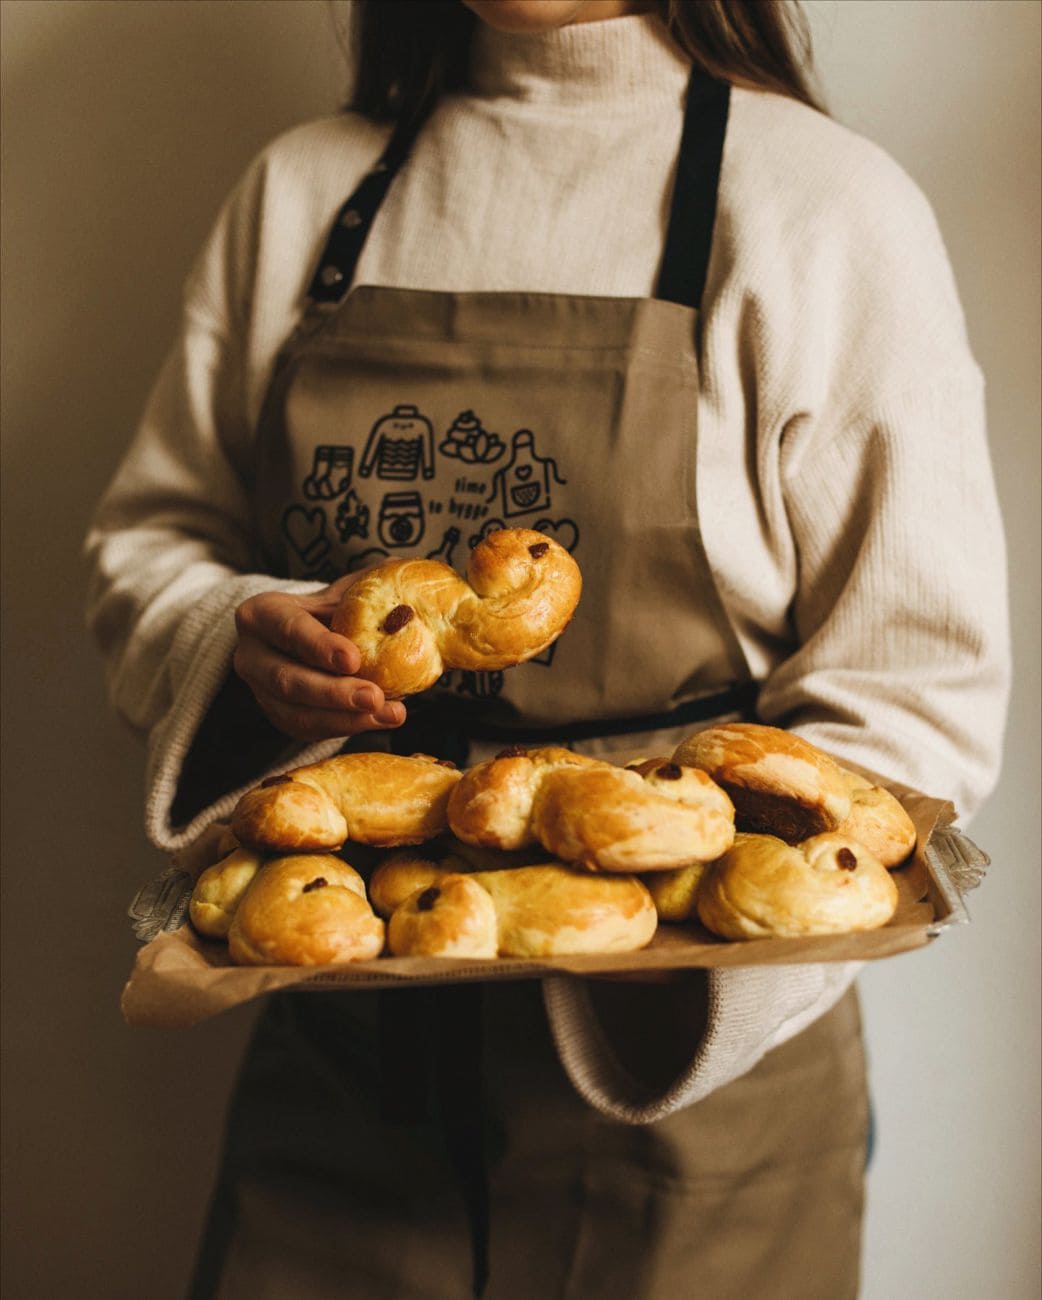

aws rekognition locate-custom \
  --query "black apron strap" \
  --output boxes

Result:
[306,109,429,304]
[655,69,731,310]
[308,68,730,312]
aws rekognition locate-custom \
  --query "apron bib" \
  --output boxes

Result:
[191,71,867,1300]
[251,69,754,742]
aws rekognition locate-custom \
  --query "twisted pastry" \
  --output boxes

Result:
[697,832,899,939]
[376,854,657,957]
[231,752,461,852]
[189,846,266,938]
[447,746,735,871]
[835,766,917,867]
[330,527,582,696]
[388,874,499,960]
[228,855,384,966]
[671,723,852,843]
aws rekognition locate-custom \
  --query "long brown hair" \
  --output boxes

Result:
[349,1,824,127]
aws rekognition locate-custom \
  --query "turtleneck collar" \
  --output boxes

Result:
[468,11,691,114]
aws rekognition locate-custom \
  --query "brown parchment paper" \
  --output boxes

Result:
[121,774,956,1029]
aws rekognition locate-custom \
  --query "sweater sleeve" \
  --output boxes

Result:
[84,157,343,852]
[543,113,1010,1125]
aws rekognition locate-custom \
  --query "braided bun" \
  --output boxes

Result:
[330,527,581,696]
[189,846,265,938]
[231,752,461,852]
[387,874,499,959]
[447,746,734,870]
[228,855,383,965]
[377,853,657,957]
[671,723,851,843]
[697,832,899,939]
[835,766,917,867]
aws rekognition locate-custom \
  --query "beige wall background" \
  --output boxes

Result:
[1,2,1038,1297]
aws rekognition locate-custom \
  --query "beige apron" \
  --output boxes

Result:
[191,71,868,1299]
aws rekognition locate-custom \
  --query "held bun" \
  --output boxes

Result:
[697,832,899,940]
[330,527,582,697]
[672,723,851,842]
[447,747,735,870]
[228,855,383,966]
[835,767,917,867]
[231,752,462,852]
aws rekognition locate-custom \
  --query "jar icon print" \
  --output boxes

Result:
[489,430,566,518]
[378,491,426,548]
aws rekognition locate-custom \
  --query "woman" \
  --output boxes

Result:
[86,1,1009,1296]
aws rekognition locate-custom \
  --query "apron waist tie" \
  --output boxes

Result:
[405,679,760,750]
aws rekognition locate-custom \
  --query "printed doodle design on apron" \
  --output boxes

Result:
[440,410,506,465]
[489,429,564,517]
[302,444,353,500]
[359,403,435,481]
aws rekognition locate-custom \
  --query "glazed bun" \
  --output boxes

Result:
[374,853,657,957]
[387,874,499,959]
[228,855,383,966]
[697,832,899,940]
[641,863,707,923]
[671,723,851,843]
[330,527,582,697]
[189,846,265,938]
[473,863,657,957]
[369,850,473,919]
[231,752,462,852]
[835,767,917,867]
[447,747,734,870]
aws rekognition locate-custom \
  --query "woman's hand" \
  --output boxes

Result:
[233,573,407,741]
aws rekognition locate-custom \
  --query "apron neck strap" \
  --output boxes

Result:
[306,108,429,305]
[654,69,731,311]
[307,69,730,310]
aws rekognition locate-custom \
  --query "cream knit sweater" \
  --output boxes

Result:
[86,14,1009,1122]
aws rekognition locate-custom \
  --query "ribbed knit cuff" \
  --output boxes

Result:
[543,961,863,1124]
[143,574,342,852]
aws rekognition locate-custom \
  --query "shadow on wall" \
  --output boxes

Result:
[1,4,344,1298]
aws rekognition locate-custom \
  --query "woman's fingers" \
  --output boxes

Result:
[235,591,360,674]
[233,636,389,713]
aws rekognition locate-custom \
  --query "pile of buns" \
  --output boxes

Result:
[189,723,916,966]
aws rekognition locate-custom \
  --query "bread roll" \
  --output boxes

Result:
[330,527,582,696]
[641,863,707,923]
[696,832,899,939]
[672,723,851,842]
[376,852,657,957]
[448,746,734,870]
[387,874,499,959]
[189,846,266,938]
[835,767,917,867]
[232,752,461,852]
[228,855,384,966]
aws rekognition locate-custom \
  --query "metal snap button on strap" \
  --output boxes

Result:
[319,265,345,288]
[340,208,364,229]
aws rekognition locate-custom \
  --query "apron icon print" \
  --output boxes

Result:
[282,505,331,568]
[439,410,506,465]
[303,445,354,500]
[489,429,565,517]
[360,404,435,481]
